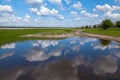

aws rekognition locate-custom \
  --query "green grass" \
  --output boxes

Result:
[1,28,119,46]
[0,28,74,46]
[83,28,120,37]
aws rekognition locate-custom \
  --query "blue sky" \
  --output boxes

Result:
[0,0,120,27]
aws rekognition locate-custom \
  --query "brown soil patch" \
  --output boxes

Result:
[21,30,120,42]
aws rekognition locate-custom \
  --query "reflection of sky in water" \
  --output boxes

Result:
[1,43,16,49]
[92,41,120,50]
[0,37,120,80]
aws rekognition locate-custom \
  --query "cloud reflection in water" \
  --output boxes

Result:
[0,37,120,80]
[0,43,16,49]
[0,51,15,60]
[24,47,62,62]
[32,40,59,48]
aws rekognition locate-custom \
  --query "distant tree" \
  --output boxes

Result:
[81,26,84,29]
[115,21,120,28]
[101,19,113,30]
[85,25,88,29]
[93,25,96,28]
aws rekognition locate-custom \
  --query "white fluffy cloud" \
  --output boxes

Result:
[48,0,62,5]
[57,15,64,20]
[0,14,22,24]
[105,11,120,19]
[1,1,120,27]
[70,11,78,15]
[0,5,13,13]
[94,4,120,12]
[112,5,120,11]
[30,8,38,13]
[72,1,82,10]
[50,9,59,16]
[38,6,51,16]
[30,6,58,16]
[0,5,23,24]
[30,6,64,19]
[24,14,31,21]
[94,4,112,12]
[81,10,98,18]
[93,4,120,20]
[31,6,51,16]
[26,0,43,4]
[25,14,31,19]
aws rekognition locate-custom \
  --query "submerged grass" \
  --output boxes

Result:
[83,28,120,37]
[0,28,74,46]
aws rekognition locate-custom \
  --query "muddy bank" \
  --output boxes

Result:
[21,34,73,38]
[78,33,120,42]
[76,30,120,42]
[21,30,120,42]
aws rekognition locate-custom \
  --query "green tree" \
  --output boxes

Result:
[115,21,120,28]
[81,26,84,29]
[93,25,96,28]
[85,25,88,29]
[101,19,113,30]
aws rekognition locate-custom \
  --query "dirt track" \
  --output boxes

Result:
[21,30,120,42]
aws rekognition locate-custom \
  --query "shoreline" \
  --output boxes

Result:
[78,32,120,42]
[21,30,120,42]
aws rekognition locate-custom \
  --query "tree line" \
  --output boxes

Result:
[80,19,120,30]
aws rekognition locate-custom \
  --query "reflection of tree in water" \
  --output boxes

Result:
[99,39,111,46]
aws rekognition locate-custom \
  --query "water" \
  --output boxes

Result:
[0,37,120,80]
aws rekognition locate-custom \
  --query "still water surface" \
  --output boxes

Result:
[0,37,120,80]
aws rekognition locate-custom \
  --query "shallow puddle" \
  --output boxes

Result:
[0,37,120,80]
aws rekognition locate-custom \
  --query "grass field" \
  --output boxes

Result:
[83,28,120,37]
[0,28,74,46]
[0,28,120,46]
